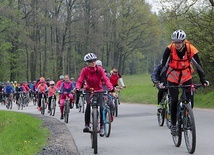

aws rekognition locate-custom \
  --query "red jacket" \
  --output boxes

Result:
[76,66,113,91]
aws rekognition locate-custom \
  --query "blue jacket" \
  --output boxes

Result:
[4,85,15,94]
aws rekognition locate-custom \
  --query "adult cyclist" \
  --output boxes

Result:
[75,53,114,136]
[151,60,167,112]
[160,29,209,136]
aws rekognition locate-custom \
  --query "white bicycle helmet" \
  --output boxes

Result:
[59,75,64,79]
[96,60,102,66]
[171,30,186,41]
[50,81,55,85]
[84,53,97,62]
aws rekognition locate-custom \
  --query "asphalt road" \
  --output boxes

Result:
[1,102,214,155]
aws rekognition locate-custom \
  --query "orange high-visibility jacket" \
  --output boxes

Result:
[167,40,198,84]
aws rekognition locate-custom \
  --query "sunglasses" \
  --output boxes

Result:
[113,71,118,73]
[87,59,96,63]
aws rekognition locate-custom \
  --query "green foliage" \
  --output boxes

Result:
[0,111,49,155]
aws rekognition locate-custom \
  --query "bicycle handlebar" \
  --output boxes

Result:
[165,84,202,89]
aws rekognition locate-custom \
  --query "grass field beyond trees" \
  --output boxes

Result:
[121,74,214,109]
[0,111,49,155]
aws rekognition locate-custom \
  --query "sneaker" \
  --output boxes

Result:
[83,126,90,133]
[111,114,114,122]
[60,115,64,120]
[99,126,104,137]
[170,125,177,136]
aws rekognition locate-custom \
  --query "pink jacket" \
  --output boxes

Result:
[76,66,113,91]
[48,86,57,97]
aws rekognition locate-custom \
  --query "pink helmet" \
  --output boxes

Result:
[50,81,55,85]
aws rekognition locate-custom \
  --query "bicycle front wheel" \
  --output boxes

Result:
[172,115,182,147]
[157,106,165,126]
[91,108,98,154]
[183,104,196,154]
[103,108,111,137]
[115,98,118,117]
[41,99,45,115]
[50,98,56,116]
[64,101,69,123]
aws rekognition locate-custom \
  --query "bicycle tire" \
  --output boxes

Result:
[20,97,24,110]
[165,110,171,129]
[33,97,36,106]
[103,108,111,137]
[64,100,69,123]
[9,99,12,109]
[50,98,56,116]
[183,104,196,154]
[157,108,165,126]
[172,115,182,147]
[41,98,45,115]
[92,107,98,154]
[78,97,82,113]
[115,98,118,117]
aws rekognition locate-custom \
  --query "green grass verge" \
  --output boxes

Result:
[120,74,214,109]
[0,111,49,155]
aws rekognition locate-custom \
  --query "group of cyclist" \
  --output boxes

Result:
[0,54,126,136]
[151,29,209,136]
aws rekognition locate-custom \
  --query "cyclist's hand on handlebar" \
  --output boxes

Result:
[158,82,165,89]
[200,79,209,86]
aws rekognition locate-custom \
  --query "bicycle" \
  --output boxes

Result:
[81,89,108,154]
[102,95,111,137]
[40,93,46,115]
[50,95,56,116]
[64,94,71,123]
[6,94,13,109]
[167,84,203,154]
[78,89,86,113]
[157,89,171,128]
[32,91,37,106]
[17,92,24,110]
[111,86,122,117]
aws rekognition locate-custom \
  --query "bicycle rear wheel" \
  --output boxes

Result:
[183,104,196,154]
[103,108,111,137]
[91,108,98,154]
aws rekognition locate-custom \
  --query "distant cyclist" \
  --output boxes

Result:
[47,81,57,113]
[59,75,75,119]
[110,68,126,88]
[4,81,15,107]
[36,77,48,111]
[14,82,25,104]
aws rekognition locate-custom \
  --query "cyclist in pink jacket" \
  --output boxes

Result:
[59,75,75,119]
[75,53,114,136]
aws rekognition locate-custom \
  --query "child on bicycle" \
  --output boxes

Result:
[59,75,75,119]
[36,77,48,111]
[47,81,57,113]
[14,82,25,104]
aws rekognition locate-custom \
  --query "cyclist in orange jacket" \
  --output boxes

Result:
[161,30,209,136]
